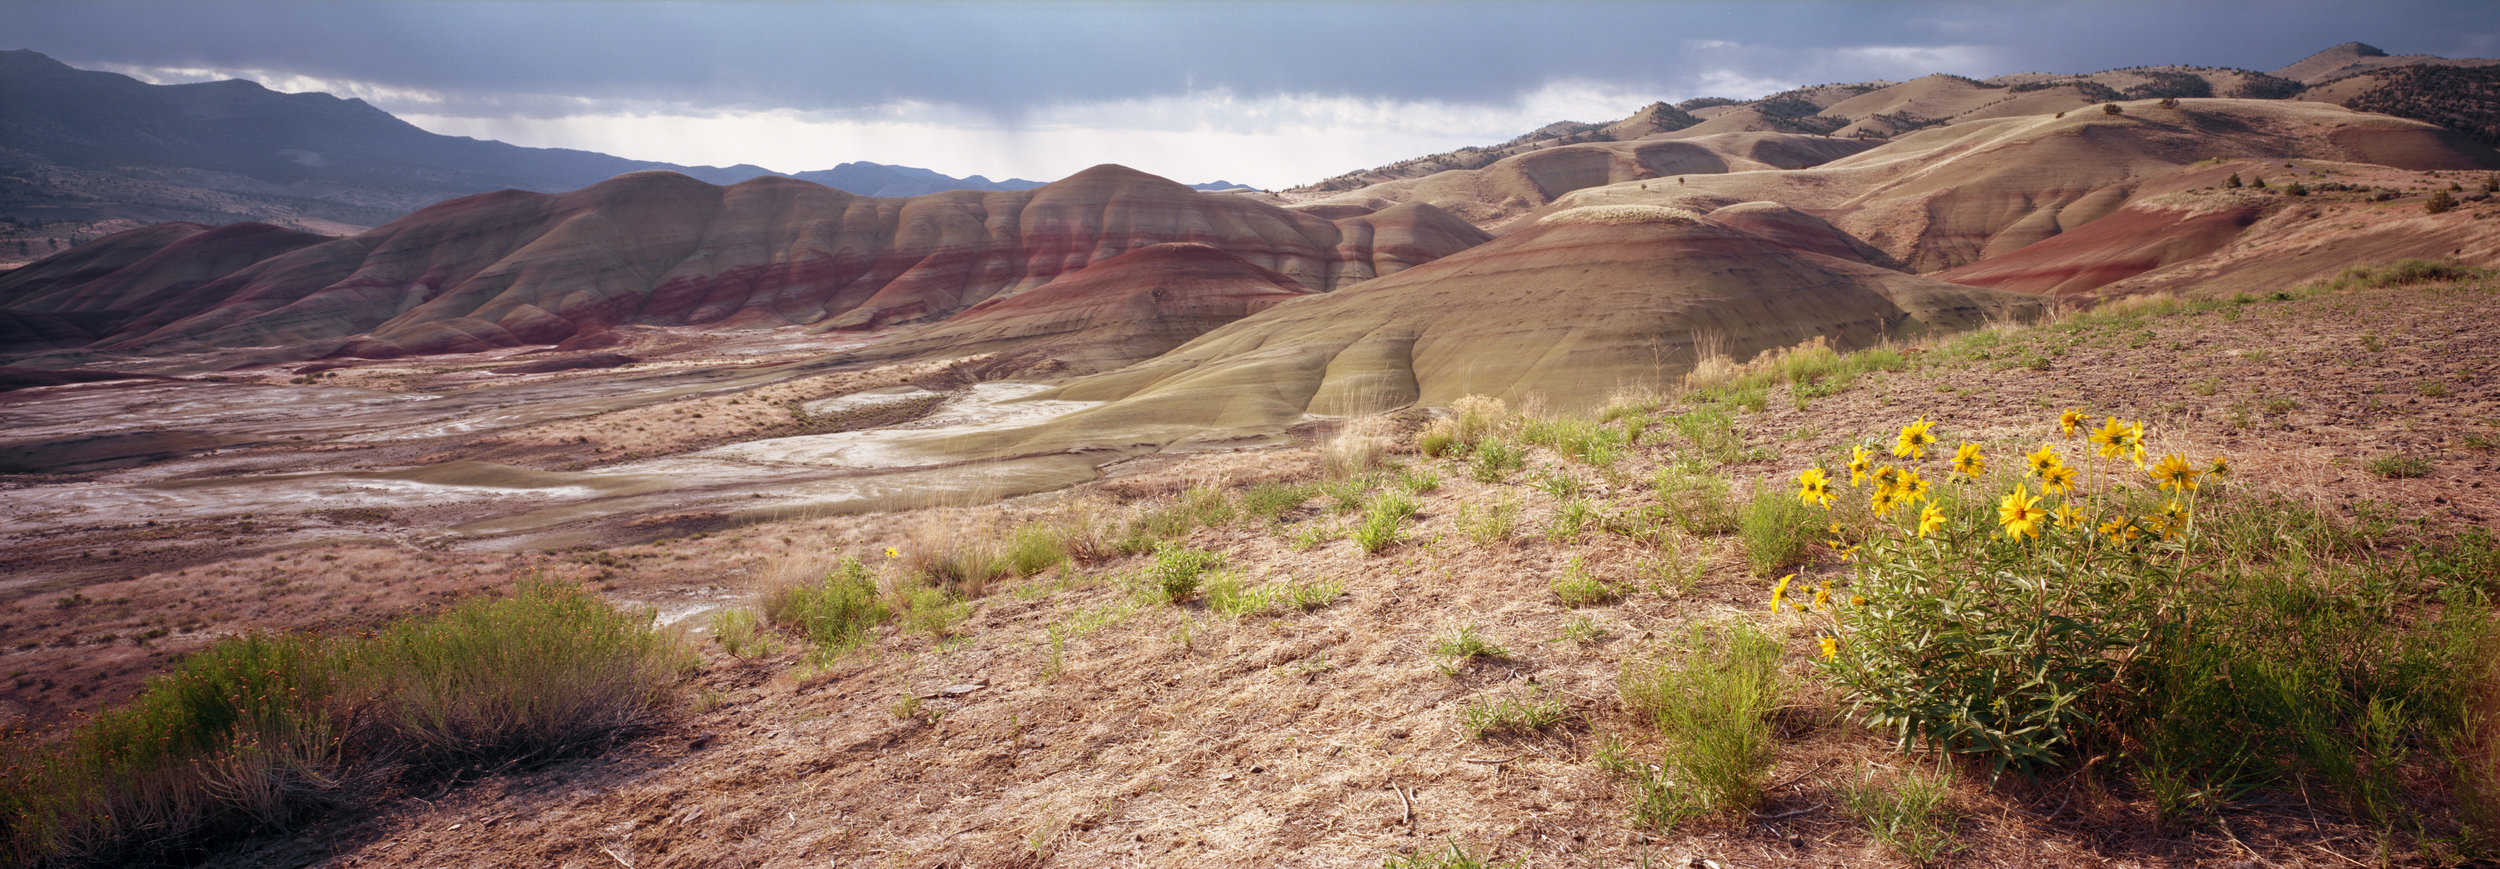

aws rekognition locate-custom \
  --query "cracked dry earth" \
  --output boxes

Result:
[27,276,2500,868]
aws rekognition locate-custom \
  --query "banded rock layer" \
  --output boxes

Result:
[0,165,1488,359]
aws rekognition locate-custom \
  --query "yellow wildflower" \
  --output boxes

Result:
[1894,418,1939,459]
[1848,445,1874,487]
[884,546,900,559]
[1850,594,1867,607]
[2059,409,2087,439]
[1870,487,1902,519]
[2089,416,2147,467]
[2099,516,2139,542]
[2207,455,2231,479]
[1814,581,1831,610]
[2052,502,2088,530]
[2026,445,2063,478]
[1897,469,1932,505]
[2149,453,2202,492]
[1917,503,1947,538]
[1797,467,1836,508]
[1818,635,1838,660]
[2158,500,2191,539]
[1769,573,1796,615]
[2039,462,2079,496]
[1951,442,1986,478]
[1997,484,2048,539]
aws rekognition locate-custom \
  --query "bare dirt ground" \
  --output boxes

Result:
[10,273,2485,868]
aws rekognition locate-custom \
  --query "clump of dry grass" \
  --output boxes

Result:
[1680,329,1738,393]
[1419,394,1511,457]
[1323,414,1396,478]
[0,579,691,866]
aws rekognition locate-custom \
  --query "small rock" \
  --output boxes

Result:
[688,732,717,751]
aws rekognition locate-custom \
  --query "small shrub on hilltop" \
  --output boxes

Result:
[1354,489,1421,555]
[1417,394,1508,458]
[709,608,778,658]
[1459,689,1570,739]
[1469,438,1524,482]
[762,556,889,648]
[1148,545,1225,603]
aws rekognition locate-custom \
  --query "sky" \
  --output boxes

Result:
[10,0,2498,189]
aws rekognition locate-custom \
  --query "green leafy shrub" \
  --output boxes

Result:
[1739,486,1818,577]
[1816,411,2500,837]
[1469,439,1524,482]
[762,557,889,648]
[1354,490,1420,555]
[1148,545,1225,603]
[1204,574,1342,617]
[1615,619,1785,828]
[2366,453,2432,479]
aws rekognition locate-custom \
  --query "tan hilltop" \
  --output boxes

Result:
[1528,98,2497,278]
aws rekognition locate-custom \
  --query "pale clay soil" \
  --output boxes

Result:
[6,277,2500,868]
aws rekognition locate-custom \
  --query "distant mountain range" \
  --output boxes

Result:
[0,50,1241,265]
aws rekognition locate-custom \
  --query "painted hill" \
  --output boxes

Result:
[840,242,1314,376]
[0,165,1487,361]
[951,204,2041,454]
[1287,44,2495,204]
[1527,99,2499,276]
[1290,133,1876,227]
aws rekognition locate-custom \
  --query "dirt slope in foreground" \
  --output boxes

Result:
[27,271,2469,868]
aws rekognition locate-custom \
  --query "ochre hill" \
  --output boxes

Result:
[0,166,1486,360]
[1528,99,2499,277]
[1291,133,1875,228]
[954,204,2039,454]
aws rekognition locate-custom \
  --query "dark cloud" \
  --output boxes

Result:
[10,0,2497,118]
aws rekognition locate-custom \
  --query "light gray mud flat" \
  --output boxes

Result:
[0,370,1126,589]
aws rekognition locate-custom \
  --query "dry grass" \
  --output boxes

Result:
[20,272,2500,867]
[1322,414,1397,479]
